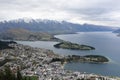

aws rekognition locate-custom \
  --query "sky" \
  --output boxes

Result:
[0,0,120,27]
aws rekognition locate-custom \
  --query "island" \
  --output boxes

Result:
[54,41,95,50]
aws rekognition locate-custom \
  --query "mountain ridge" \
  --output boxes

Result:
[0,19,114,34]
[113,28,120,33]
[0,28,60,41]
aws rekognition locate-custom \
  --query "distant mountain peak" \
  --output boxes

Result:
[3,18,62,24]
[0,18,115,33]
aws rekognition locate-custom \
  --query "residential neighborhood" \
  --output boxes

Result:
[0,43,119,80]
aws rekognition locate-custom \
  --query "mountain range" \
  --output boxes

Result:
[0,19,117,40]
[113,28,120,33]
[0,19,114,34]
[113,28,120,37]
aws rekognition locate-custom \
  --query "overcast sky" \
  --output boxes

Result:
[0,0,120,27]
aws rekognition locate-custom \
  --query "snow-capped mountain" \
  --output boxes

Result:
[0,19,114,33]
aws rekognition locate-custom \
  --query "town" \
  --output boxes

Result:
[0,42,119,80]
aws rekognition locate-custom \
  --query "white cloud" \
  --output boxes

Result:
[0,0,120,27]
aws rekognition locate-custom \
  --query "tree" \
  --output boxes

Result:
[0,70,5,80]
[0,66,24,80]
[4,66,15,80]
[16,67,22,80]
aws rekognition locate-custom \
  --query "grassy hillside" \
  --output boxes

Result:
[0,28,60,41]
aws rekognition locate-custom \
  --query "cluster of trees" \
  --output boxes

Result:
[0,66,22,80]
[50,58,66,65]
[0,66,37,80]
[0,59,12,68]
[0,40,16,50]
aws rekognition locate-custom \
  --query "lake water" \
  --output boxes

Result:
[17,32,120,77]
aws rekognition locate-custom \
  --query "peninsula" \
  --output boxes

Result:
[51,55,109,64]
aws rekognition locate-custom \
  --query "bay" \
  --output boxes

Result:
[17,32,120,77]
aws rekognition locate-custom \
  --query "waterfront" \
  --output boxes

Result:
[0,42,116,80]
[17,32,120,77]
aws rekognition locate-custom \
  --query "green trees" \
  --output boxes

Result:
[16,67,23,80]
[0,70,5,80]
[0,66,16,80]
[0,66,23,80]
[0,66,38,80]
[0,40,16,50]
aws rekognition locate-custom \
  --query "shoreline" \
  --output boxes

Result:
[62,61,119,79]
[0,41,119,79]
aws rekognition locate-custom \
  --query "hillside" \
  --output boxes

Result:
[0,19,114,34]
[113,28,120,33]
[113,28,120,37]
[0,28,60,41]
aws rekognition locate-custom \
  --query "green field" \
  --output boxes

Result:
[23,76,38,80]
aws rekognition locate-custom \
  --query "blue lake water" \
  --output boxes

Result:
[17,32,120,77]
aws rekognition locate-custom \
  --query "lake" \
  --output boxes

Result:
[17,32,120,77]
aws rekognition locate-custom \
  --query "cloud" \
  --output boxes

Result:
[0,0,120,27]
